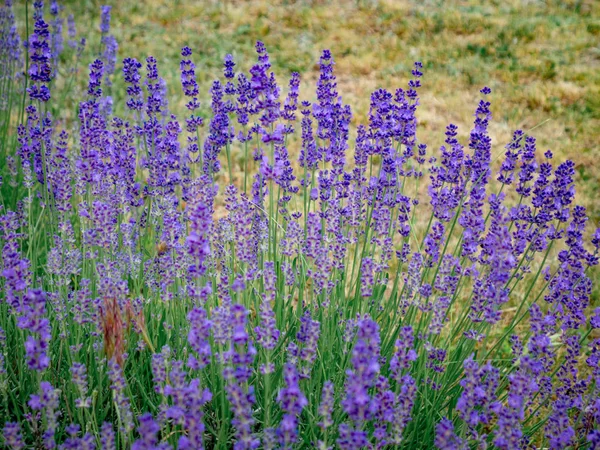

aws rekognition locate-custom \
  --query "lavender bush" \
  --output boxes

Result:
[1,1,599,449]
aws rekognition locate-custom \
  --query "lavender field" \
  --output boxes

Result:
[0,1,599,449]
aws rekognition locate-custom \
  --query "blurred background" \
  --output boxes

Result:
[13,0,600,221]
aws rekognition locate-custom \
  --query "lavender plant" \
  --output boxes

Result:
[0,2,599,449]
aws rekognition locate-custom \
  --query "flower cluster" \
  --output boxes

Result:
[0,4,598,450]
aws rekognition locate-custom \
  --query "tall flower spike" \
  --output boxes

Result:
[28,18,52,102]
[255,261,280,359]
[180,46,200,111]
[2,422,25,450]
[276,363,308,448]
[28,381,60,449]
[123,57,144,112]
[187,307,212,370]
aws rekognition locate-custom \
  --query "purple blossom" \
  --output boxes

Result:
[2,422,25,450]
[180,46,201,111]
[276,363,308,448]
[107,359,134,435]
[28,381,60,449]
[100,423,116,450]
[338,317,381,449]
[318,381,334,431]
[187,307,212,369]
[435,418,467,450]
[123,57,144,111]
[291,310,321,379]
[132,413,171,450]
[87,59,104,98]
[17,289,51,371]
[71,362,91,408]
[28,18,52,102]
[255,261,280,355]
[100,5,111,34]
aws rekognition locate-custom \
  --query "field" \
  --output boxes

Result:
[1,0,599,449]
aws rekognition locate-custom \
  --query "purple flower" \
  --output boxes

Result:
[224,53,236,79]
[107,359,134,435]
[390,327,417,382]
[71,362,91,408]
[60,424,96,450]
[434,418,467,450]
[187,307,212,369]
[2,422,25,450]
[145,56,163,116]
[28,381,60,449]
[187,199,212,277]
[456,355,498,442]
[276,363,308,448]
[132,413,171,450]
[180,46,201,111]
[100,423,116,450]
[151,345,170,394]
[101,34,118,85]
[100,5,111,34]
[17,288,51,371]
[87,59,104,98]
[123,57,144,111]
[318,381,334,430]
[0,1,22,65]
[291,310,321,379]
[255,262,280,356]
[28,18,52,102]
[224,305,259,449]
[360,257,375,297]
[338,317,381,449]
[282,72,300,122]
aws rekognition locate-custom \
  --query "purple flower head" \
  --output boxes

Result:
[71,362,91,408]
[390,326,417,382]
[187,307,212,369]
[341,316,381,436]
[101,34,118,83]
[151,345,170,394]
[224,53,235,79]
[282,72,300,121]
[28,18,52,102]
[276,363,308,448]
[132,413,171,450]
[291,310,321,379]
[221,304,258,449]
[2,422,25,450]
[255,262,280,355]
[456,355,499,440]
[180,46,200,111]
[123,57,144,111]
[319,381,335,430]
[187,199,212,277]
[87,59,104,98]
[100,5,111,34]
[100,423,116,450]
[435,418,467,450]
[107,359,134,434]
[17,289,51,371]
[28,381,60,449]
[145,56,163,116]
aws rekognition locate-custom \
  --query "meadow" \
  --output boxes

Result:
[0,0,599,449]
